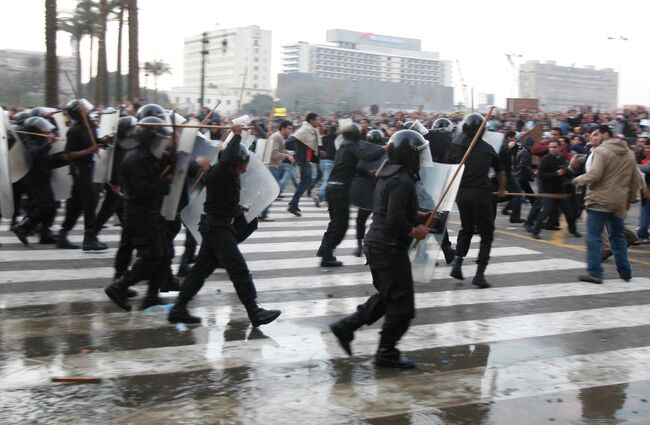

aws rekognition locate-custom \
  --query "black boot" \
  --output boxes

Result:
[114,272,137,297]
[141,295,166,310]
[11,218,32,245]
[374,337,416,369]
[352,240,363,257]
[321,256,343,267]
[104,274,133,312]
[168,302,201,324]
[329,312,365,356]
[82,231,108,251]
[443,247,456,265]
[449,256,464,280]
[246,303,281,327]
[472,263,491,289]
[39,228,57,244]
[160,276,181,292]
[56,229,79,249]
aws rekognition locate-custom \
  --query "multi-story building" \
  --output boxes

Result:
[278,29,454,112]
[519,60,618,112]
[168,25,272,114]
[0,49,77,106]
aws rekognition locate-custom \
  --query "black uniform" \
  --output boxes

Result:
[116,144,170,299]
[333,163,419,354]
[531,152,577,236]
[60,122,100,239]
[449,134,503,267]
[317,141,384,261]
[175,135,258,309]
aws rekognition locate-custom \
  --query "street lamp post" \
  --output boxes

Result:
[607,36,628,107]
[199,32,210,108]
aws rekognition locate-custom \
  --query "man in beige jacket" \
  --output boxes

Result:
[573,125,642,284]
[259,120,294,221]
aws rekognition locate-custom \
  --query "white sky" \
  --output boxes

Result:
[1,0,649,108]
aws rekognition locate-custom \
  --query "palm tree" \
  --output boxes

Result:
[112,0,126,104]
[127,0,140,102]
[75,1,100,98]
[45,0,58,106]
[58,11,85,97]
[144,60,171,104]
[95,0,109,105]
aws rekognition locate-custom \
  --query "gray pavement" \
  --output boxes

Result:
[0,195,649,424]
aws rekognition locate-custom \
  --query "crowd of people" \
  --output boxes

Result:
[1,100,648,368]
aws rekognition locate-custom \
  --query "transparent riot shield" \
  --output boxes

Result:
[93,110,119,184]
[161,119,199,221]
[483,130,505,154]
[50,112,72,201]
[0,107,14,219]
[4,113,32,183]
[409,162,465,283]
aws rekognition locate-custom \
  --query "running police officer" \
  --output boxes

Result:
[448,113,506,288]
[329,129,434,369]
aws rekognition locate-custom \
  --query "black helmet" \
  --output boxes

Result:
[401,120,415,130]
[30,107,56,118]
[117,116,138,139]
[340,122,362,143]
[23,116,56,134]
[219,142,251,166]
[461,113,484,138]
[64,99,85,121]
[366,129,384,145]
[387,129,429,172]
[133,116,171,145]
[432,118,453,132]
[13,110,32,126]
[137,103,166,120]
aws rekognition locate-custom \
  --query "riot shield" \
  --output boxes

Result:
[51,112,72,201]
[181,148,280,245]
[483,130,505,154]
[409,162,465,283]
[0,107,14,219]
[4,113,32,183]
[349,148,386,211]
[93,110,120,184]
[161,119,199,221]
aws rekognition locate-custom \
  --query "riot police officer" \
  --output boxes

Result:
[448,113,506,288]
[329,129,434,369]
[104,116,173,311]
[168,126,281,326]
[56,100,107,251]
[11,117,62,244]
[316,123,386,267]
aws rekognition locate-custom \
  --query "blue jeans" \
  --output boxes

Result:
[316,159,334,202]
[289,164,312,208]
[279,163,298,193]
[585,209,631,279]
[638,199,650,239]
[260,167,283,218]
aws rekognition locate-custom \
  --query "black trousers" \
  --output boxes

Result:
[121,213,164,296]
[182,226,198,262]
[94,188,119,235]
[318,185,350,258]
[355,246,414,346]
[25,183,56,234]
[456,188,495,266]
[532,196,576,234]
[61,163,99,233]
[356,208,372,241]
[152,217,181,284]
[177,223,257,307]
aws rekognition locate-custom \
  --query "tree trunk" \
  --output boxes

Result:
[127,0,140,102]
[75,38,82,98]
[95,0,109,106]
[88,34,94,99]
[115,1,125,104]
[45,0,58,107]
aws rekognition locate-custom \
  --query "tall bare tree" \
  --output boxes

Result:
[95,0,109,105]
[127,0,140,102]
[45,0,58,106]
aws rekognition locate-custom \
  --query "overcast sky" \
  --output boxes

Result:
[1,0,649,108]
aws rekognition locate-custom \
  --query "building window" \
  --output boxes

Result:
[254,84,258,89]
[226,100,231,105]
[254,39,259,46]
[175,97,180,103]
[186,97,190,103]
[254,57,259,62]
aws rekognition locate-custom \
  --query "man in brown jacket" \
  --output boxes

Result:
[259,120,294,220]
[573,125,642,284]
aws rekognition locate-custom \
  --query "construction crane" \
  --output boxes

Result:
[455,59,469,111]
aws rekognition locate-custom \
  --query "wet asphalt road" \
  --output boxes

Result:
[1,196,649,424]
